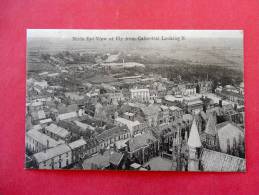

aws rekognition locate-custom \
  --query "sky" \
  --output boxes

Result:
[27,29,243,39]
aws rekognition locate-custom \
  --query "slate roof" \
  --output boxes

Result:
[115,117,140,133]
[73,120,95,131]
[201,148,245,172]
[45,124,70,138]
[186,99,203,106]
[109,152,124,166]
[169,106,182,112]
[68,138,87,150]
[80,117,106,128]
[27,129,64,147]
[57,120,81,133]
[39,118,53,124]
[58,112,78,120]
[82,150,123,169]
[130,163,141,169]
[144,157,175,171]
[33,144,71,163]
[31,110,46,121]
[127,132,157,152]
[220,89,244,99]
[216,121,244,153]
[96,126,129,142]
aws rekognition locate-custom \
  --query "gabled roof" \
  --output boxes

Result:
[96,126,129,142]
[39,118,53,124]
[169,105,182,112]
[130,163,141,169]
[127,132,157,152]
[73,120,95,131]
[58,112,78,121]
[188,119,202,148]
[68,138,87,149]
[109,152,124,166]
[58,120,81,132]
[82,150,123,169]
[160,105,169,111]
[45,124,70,138]
[33,144,71,163]
[27,129,64,147]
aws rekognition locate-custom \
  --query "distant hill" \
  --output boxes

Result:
[27,37,243,71]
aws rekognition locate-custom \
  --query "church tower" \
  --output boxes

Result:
[187,118,202,171]
[201,111,219,150]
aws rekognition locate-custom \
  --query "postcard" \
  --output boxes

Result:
[26,30,245,171]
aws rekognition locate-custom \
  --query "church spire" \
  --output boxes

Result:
[188,118,202,171]
[188,119,202,148]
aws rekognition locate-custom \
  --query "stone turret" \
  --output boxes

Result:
[205,111,217,135]
[202,111,219,150]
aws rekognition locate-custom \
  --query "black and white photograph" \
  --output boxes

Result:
[26,29,245,172]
